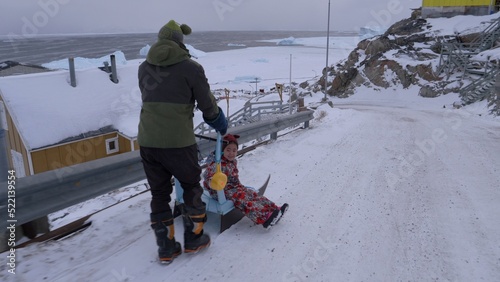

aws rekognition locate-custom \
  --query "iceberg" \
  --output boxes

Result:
[276,37,297,46]
[359,26,386,40]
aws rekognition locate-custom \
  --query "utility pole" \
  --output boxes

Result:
[289,54,292,114]
[323,0,331,102]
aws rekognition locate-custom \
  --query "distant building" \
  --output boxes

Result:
[0,61,52,77]
[421,0,498,18]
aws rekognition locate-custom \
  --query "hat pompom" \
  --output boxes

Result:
[157,20,191,43]
[180,24,192,35]
[223,134,240,145]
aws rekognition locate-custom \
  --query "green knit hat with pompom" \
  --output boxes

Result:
[158,20,192,43]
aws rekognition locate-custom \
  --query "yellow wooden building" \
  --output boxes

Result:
[421,0,498,18]
[0,62,140,177]
[1,95,138,176]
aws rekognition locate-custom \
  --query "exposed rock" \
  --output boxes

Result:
[329,68,358,97]
[394,33,431,47]
[406,64,441,81]
[419,80,461,98]
[305,14,456,98]
[346,49,361,68]
[457,32,481,43]
[357,39,370,50]
[365,36,393,57]
[385,18,427,36]
[363,57,413,88]
[419,85,439,97]
[299,81,309,89]
[410,7,422,20]
[453,101,463,109]
[429,41,443,54]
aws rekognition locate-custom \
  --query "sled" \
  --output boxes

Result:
[173,174,271,233]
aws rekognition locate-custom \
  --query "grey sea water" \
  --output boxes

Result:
[0,30,355,65]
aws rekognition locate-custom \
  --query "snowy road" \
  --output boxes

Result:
[4,102,500,282]
[252,103,500,281]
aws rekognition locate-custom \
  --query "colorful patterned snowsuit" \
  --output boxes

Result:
[202,153,279,225]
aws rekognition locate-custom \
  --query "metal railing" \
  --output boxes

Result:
[0,108,314,231]
[436,42,480,78]
[460,64,500,104]
[470,16,500,51]
[195,99,297,135]
[491,73,500,115]
[436,17,500,78]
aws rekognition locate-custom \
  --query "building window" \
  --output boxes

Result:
[10,150,26,177]
[106,137,119,154]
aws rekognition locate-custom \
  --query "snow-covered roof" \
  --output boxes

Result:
[0,60,143,150]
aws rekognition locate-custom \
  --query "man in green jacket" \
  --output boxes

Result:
[138,20,227,264]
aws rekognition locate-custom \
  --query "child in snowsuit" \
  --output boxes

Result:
[202,134,288,228]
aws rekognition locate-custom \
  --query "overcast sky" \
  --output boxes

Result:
[1,0,420,36]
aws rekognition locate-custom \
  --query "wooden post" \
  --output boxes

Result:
[297,97,305,112]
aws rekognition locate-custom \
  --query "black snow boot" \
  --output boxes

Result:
[262,209,280,229]
[263,203,289,229]
[275,203,289,225]
[182,213,211,253]
[150,212,182,264]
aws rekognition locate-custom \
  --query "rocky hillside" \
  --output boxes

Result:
[300,9,500,115]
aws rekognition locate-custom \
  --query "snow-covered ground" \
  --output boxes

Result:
[1,15,500,282]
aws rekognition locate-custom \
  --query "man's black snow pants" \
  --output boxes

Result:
[140,144,206,218]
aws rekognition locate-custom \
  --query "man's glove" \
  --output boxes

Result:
[204,107,228,135]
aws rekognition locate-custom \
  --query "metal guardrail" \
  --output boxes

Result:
[1,151,146,232]
[0,109,314,231]
[196,110,313,159]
